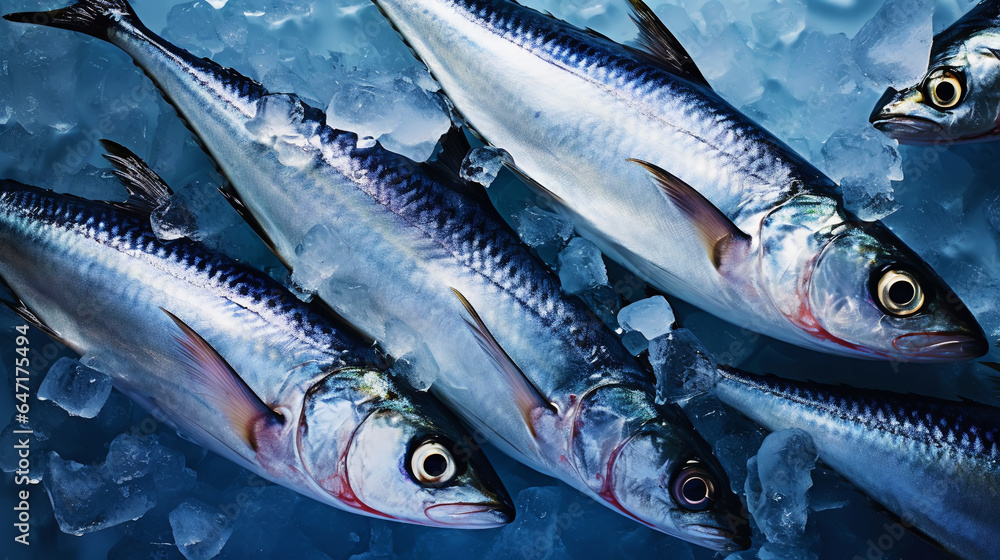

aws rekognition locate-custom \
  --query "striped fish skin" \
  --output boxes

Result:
[370,0,986,362]
[872,0,1000,144]
[715,367,1000,560]
[0,176,513,528]
[2,0,750,549]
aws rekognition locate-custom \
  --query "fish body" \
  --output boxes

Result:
[872,0,1000,144]
[715,367,1000,560]
[370,0,986,362]
[0,143,513,528]
[4,0,750,550]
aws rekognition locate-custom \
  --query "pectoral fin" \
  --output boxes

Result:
[450,288,555,438]
[630,158,751,271]
[162,308,283,451]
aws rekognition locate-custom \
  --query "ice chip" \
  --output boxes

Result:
[621,329,649,356]
[557,237,608,294]
[516,205,574,249]
[851,0,933,87]
[751,1,806,47]
[393,342,440,391]
[103,434,156,484]
[460,146,508,187]
[648,328,717,405]
[151,199,201,241]
[577,284,622,330]
[290,223,353,296]
[617,296,675,340]
[170,499,235,560]
[745,428,818,546]
[45,451,157,535]
[822,125,902,221]
[37,357,113,419]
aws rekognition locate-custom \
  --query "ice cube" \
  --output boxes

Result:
[103,434,156,484]
[169,499,235,560]
[557,237,609,295]
[617,296,676,341]
[751,1,806,47]
[851,0,933,88]
[745,428,818,546]
[151,199,201,242]
[516,205,574,250]
[460,146,509,187]
[37,357,113,419]
[45,451,157,535]
[648,328,717,405]
[822,125,902,221]
[290,222,354,297]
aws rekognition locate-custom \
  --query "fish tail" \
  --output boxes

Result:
[3,0,140,40]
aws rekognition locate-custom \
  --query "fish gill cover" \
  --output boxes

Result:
[0,0,996,559]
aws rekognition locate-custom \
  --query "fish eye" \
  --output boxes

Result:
[670,462,717,512]
[925,69,964,109]
[409,439,458,486]
[875,268,925,317]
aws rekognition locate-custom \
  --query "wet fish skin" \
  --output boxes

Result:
[0,157,513,528]
[2,0,751,549]
[872,0,1000,144]
[369,0,986,362]
[715,367,1000,560]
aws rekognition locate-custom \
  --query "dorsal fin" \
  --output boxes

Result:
[450,287,556,438]
[625,0,710,88]
[99,139,172,213]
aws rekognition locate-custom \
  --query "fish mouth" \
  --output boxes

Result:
[870,115,945,143]
[892,332,989,361]
[424,501,515,528]
[679,523,752,552]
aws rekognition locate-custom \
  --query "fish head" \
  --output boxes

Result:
[805,219,987,361]
[296,366,513,528]
[572,385,750,551]
[870,35,1000,144]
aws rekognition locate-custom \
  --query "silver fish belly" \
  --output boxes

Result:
[0,145,513,528]
[872,0,1000,144]
[3,0,750,549]
[715,367,1000,560]
[370,0,986,362]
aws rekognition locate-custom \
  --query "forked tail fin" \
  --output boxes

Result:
[3,0,140,40]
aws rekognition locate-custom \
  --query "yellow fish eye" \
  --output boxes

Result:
[877,269,925,317]
[925,69,963,109]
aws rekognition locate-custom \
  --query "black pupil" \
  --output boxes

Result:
[888,280,915,306]
[681,476,708,504]
[936,81,956,103]
[423,453,448,477]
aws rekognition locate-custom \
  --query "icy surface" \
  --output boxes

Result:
[851,0,934,87]
[37,357,113,419]
[557,237,609,294]
[745,429,818,548]
[170,499,235,560]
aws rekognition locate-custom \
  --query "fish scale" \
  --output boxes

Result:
[372,0,987,361]
[5,0,751,548]
[715,367,1000,559]
[0,153,515,528]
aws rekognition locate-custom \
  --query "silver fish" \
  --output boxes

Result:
[0,141,513,528]
[715,366,1000,560]
[4,0,751,550]
[369,0,987,362]
[872,0,1000,144]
